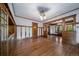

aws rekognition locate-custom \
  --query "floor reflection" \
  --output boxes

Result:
[13,36,79,56]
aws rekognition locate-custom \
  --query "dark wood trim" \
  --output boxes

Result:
[44,7,79,22]
[4,3,16,25]
[45,14,76,24]
[32,22,38,38]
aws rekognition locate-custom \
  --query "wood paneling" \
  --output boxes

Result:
[43,24,48,37]
[62,31,76,45]
[32,22,38,38]
[45,14,76,24]
[8,25,15,35]
[8,17,15,36]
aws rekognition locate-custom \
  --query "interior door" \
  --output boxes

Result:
[32,22,38,38]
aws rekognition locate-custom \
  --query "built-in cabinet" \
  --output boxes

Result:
[62,16,76,45]
[0,6,8,55]
[0,3,16,56]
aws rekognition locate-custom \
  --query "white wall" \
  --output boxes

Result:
[15,17,32,26]
[15,17,43,27]
[76,14,79,22]
[76,14,79,43]
[76,24,79,43]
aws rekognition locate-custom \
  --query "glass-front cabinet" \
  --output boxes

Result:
[0,7,8,55]
[66,23,73,32]
[0,4,16,56]
[65,17,75,32]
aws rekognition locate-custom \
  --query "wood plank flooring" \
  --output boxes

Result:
[12,36,79,56]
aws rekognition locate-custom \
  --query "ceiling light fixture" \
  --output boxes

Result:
[40,12,46,21]
[38,6,48,21]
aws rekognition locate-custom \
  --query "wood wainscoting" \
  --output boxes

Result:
[62,31,76,45]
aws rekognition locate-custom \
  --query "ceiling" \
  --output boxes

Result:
[13,3,79,22]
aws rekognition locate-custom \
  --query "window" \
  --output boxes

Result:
[55,25,63,33]
[66,24,73,32]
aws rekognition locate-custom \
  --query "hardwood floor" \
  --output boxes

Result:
[12,36,79,56]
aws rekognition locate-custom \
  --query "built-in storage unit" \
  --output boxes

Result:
[62,15,76,45]
[0,5,8,55]
[0,3,16,56]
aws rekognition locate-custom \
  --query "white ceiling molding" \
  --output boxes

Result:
[12,3,79,23]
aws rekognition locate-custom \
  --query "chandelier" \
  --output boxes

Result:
[40,12,46,21]
[38,6,48,21]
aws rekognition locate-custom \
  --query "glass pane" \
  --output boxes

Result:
[39,28,41,36]
[22,27,25,39]
[38,28,39,36]
[42,28,43,35]
[1,10,7,20]
[30,27,32,37]
[26,27,29,38]
[50,25,56,34]
[66,24,73,32]
[1,10,5,18]
[17,27,21,39]
[59,25,62,33]
[1,18,4,26]
[1,26,4,41]
[25,27,27,37]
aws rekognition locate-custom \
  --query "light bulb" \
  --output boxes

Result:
[40,16,43,20]
[44,16,46,20]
